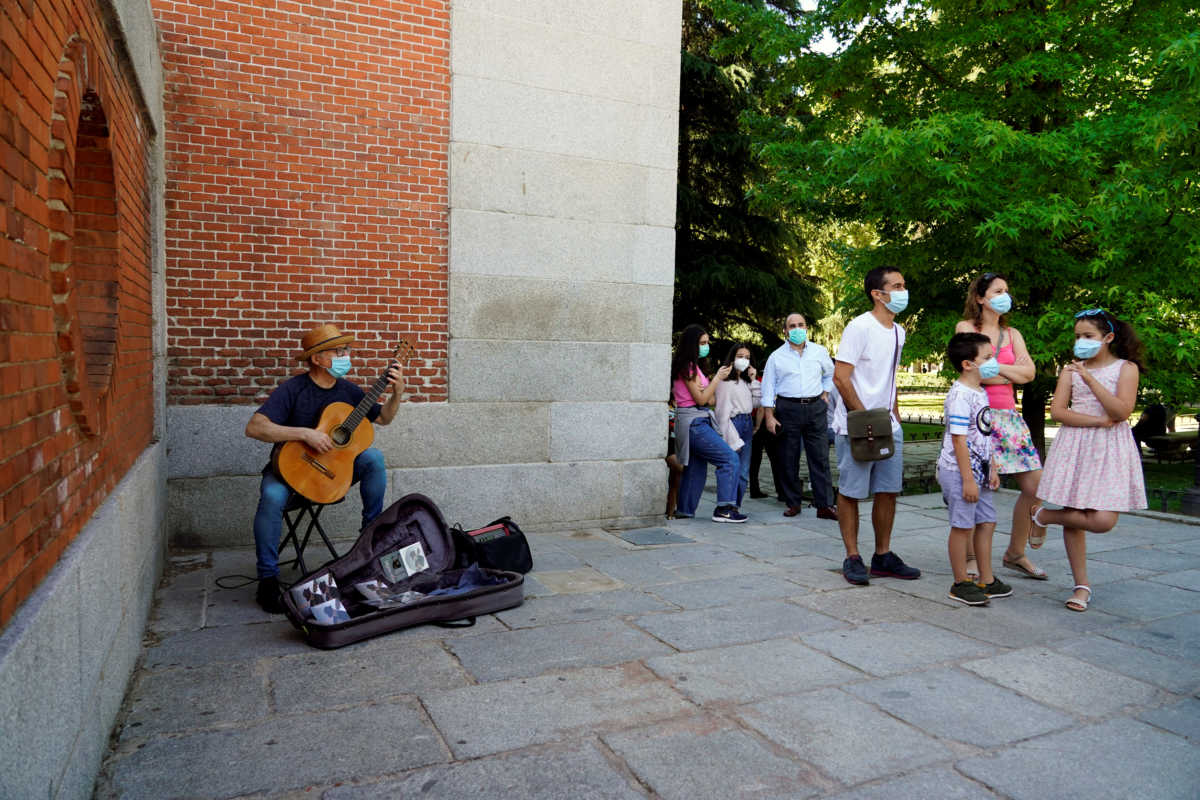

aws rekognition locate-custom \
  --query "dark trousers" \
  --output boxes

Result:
[774,397,834,509]
[750,424,785,498]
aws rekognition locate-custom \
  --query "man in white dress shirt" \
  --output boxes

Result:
[761,313,839,520]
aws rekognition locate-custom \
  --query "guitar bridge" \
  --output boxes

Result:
[302,453,335,479]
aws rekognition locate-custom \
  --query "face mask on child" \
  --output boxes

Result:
[1073,338,1103,360]
[733,357,750,373]
[976,357,1000,379]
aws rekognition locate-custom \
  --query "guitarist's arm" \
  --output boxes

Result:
[374,361,406,425]
[245,413,334,453]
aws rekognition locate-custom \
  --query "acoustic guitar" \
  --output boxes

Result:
[271,340,414,504]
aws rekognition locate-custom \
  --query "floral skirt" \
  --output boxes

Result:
[991,408,1042,475]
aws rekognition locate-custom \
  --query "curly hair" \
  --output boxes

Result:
[1075,309,1147,372]
[962,272,1010,330]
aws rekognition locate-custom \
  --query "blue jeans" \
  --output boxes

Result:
[677,417,740,516]
[732,413,753,507]
[253,447,387,578]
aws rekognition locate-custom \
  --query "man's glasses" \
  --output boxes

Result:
[1074,308,1113,332]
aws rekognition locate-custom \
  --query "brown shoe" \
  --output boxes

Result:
[783,506,802,517]
[816,506,839,521]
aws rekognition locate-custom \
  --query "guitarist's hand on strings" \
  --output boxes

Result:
[301,428,335,454]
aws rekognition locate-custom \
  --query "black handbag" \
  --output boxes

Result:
[451,516,534,574]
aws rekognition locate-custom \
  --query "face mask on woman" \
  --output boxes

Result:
[733,357,750,373]
[988,292,1012,314]
[698,343,710,358]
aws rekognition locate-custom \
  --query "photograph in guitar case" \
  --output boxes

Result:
[245,323,415,613]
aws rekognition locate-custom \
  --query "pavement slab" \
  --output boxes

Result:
[845,667,1074,747]
[321,741,645,800]
[1099,611,1200,660]
[633,599,846,651]
[494,588,675,628]
[1052,634,1200,694]
[645,638,864,706]
[956,717,1200,800]
[792,585,947,625]
[602,716,831,799]
[645,574,811,610]
[421,663,694,759]
[1137,696,1200,742]
[1080,578,1200,621]
[118,663,269,742]
[824,768,1000,800]
[961,647,1162,717]
[801,621,996,677]
[100,700,446,799]
[448,618,675,681]
[736,688,953,787]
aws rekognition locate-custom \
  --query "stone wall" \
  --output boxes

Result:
[166,0,681,542]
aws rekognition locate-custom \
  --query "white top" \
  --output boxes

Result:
[760,341,835,408]
[713,378,758,451]
[832,311,906,434]
[937,380,993,484]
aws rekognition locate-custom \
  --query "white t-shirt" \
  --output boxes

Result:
[937,380,993,485]
[832,311,905,434]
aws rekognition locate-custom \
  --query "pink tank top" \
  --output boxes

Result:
[984,332,1016,410]
[672,367,708,408]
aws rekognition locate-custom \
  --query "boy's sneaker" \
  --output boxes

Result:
[842,555,870,586]
[870,551,922,580]
[948,580,990,606]
[712,506,748,523]
[978,578,1013,598]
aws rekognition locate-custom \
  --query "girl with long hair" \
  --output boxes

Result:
[713,343,760,510]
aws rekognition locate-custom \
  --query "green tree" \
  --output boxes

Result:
[676,0,821,350]
[701,0,1200,450]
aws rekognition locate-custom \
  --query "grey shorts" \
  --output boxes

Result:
[835,431,904,500]
[937,464,997,529]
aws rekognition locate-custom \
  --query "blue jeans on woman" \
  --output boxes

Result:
[676,417,740,517]
[253,447,387,578]
[732,413,754,507]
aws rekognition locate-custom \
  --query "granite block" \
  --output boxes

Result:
[634,599,845,651]
[801,622,995,677]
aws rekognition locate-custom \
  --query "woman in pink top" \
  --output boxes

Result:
[670,325,746,523]
[955,273,1047,580]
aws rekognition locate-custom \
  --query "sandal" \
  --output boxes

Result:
[1065,585,1091,612]
[965,556,979,581]
[1003,553,1048,580]
[1029,504,1048,550]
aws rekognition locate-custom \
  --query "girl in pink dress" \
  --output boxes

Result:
[1032,309,1147,612]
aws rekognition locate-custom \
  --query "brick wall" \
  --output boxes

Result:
[154,0,450,405]
[0,0,156,627]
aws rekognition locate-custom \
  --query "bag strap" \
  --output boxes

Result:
[433,617,476,628]
[888,325,900,424]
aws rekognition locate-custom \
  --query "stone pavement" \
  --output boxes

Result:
[94,491,1200,799]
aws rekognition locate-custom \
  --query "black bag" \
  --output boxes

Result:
[281,493,524,649]
[451,516,534,574]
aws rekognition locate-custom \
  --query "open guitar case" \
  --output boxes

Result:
[281,493,526,649]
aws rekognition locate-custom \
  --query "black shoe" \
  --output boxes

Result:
[256,576,286,614]
[870,551,922,580]
[712,505,748,523]
[749,489,768,499]
[843,555,870,585]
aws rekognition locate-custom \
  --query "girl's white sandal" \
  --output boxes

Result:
[1029,504,1048,549]
[1065,585,1091,612]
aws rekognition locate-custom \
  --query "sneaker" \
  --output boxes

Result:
[256,576,286,614]
[711,505,748,523]
[870,551,922,580]
[948,580,990,606]
[978,578,1013,598]
[842,555,870,585]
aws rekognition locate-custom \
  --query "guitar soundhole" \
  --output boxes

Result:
[330,426,351,446]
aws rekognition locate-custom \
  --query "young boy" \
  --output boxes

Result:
[937,333,1013,606]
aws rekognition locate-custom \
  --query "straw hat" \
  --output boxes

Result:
[297,323,355,360]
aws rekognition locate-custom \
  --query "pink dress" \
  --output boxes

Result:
[1038,360,1147,511]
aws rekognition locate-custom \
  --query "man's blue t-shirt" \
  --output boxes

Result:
[256,374,382,430]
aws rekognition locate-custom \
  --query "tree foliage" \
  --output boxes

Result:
[676,0,822,349]
[700,0,1200,445]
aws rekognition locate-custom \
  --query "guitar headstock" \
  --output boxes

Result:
[392,338,416,365]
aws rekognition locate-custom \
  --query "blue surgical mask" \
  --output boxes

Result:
[1073,338,1103,360]
[328,354,351,378]
[988,293,1012,314]
[883,289,909,314]
[787,328,807,345]
[977,357,1000,379]
[698,344,710,358]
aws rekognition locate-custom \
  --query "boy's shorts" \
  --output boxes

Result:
[937,464,997,529]
[835,431,904,500]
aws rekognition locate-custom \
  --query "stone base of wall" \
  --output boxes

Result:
[0,444,166,800]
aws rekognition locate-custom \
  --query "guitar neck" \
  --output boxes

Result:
[342,369,391,432]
